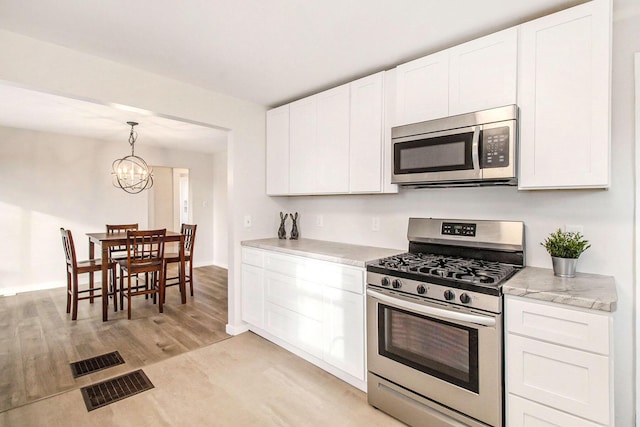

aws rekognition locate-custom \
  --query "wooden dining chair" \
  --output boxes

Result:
[107,223,140,306]
[60,228,117,320]
[106,223,139,262]
[118,228,166,320]
[163,224,197,302]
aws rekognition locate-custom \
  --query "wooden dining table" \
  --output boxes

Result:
[87,230,186,321]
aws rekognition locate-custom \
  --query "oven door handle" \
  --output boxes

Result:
[367,289,496,327]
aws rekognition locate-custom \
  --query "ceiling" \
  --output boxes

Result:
[0,0,608,152]
[0,84,229,153]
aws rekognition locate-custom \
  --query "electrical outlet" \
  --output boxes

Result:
[565,224,584,234]
[316,215,324,227]
[372,217,380,232]
[244,215,252,228]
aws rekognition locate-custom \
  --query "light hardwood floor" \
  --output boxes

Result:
[1,332,404,426]
[0,265,230,413]
[1,265,403,426]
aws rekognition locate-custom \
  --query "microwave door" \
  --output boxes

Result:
[392,126,482,184]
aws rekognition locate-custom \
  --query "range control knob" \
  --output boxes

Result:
[392,279,402,289]
[381,277,391,287]
[444,290,455,301]
[416,284,427,295]
[459,293,472,304]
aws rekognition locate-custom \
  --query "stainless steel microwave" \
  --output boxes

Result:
[392,105,518,187]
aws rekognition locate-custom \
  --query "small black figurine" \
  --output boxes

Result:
[290,212,299,240]
[278,212,289,239]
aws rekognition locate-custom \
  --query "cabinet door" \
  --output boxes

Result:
[241,264,264,328]
[518,0,611,189]
[395,50,449,125]
[265,302,324,359]
[265,270,324,322]
[508,395,603,427]
[316,84,350,193]
[449,27,517,115]
[266,105,290,195]
[349,72,384,193]
[507,334,610,425]
[323,288,364,380]
[289,96,318,194]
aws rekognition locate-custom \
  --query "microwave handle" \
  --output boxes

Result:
[471,126,480,172]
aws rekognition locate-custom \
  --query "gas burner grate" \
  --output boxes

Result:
[70,351,125,378]
[80,369,154,411]
[377,252,518,285]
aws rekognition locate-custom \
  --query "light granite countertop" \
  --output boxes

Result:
[503,266,617,312]
[241,238,404,268]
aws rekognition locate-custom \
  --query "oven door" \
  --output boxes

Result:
[392,126,481,184]
[366,288,502,427]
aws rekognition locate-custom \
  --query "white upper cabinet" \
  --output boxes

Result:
[266,71,395,196]
[289,95,318,194]
[518,0,611,189]
[265,105,290,195]
[289,84,350,195]
[395,28,518,126]
[449,27,518,116]
[395,50,449,125]
[315,84,350,194]
[349,72,384,193]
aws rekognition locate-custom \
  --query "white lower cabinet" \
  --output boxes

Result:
[505,296,613,426]
[241,248,265,328]
[508,395,603,427]
[241,247,366,390]
[323,286,364,381]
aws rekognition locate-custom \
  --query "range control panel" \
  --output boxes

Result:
[481,126,510,168]
[442,222,477,237]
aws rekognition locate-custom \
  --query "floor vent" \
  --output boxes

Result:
[81,369,154,411]
[70,351,125,378]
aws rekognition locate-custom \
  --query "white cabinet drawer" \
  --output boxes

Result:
[508,394,602,427]
[318,263,363,294]
[241,247,264,268]
[507,334,610,424]
[265,271,324,322]
[264,252,302,276]
[265,252,364,294]
[265,302,324,359]
[506,296,610,355]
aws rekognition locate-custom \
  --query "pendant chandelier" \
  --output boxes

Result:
[111,121,153,194]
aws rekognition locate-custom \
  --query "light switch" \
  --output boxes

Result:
[244,215,252,228]
[372,217,380,232]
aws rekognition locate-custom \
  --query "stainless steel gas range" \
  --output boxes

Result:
[366,218,525,427]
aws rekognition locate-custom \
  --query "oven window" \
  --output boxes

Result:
[378,304,479,393]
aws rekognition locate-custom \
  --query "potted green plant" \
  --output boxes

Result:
[540,229,591,278]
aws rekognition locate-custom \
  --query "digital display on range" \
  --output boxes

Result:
[441,222,477,237]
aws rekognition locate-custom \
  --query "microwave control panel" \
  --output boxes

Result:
[481,126,509,168]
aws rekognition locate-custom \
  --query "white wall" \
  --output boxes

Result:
[0,126,216,294]
[0,29,282,334]
[213,150,228,268]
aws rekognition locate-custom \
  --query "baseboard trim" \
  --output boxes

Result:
[226,323,249,336]
[1,281,65,297]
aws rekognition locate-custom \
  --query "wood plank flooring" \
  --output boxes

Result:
[0,265,230,413]
[1,332,404,426]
